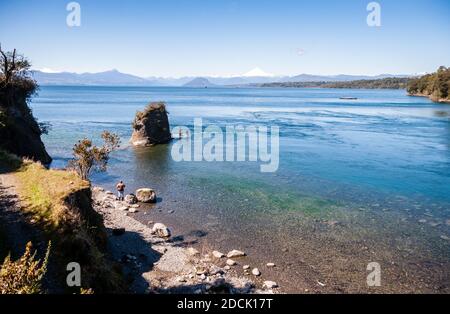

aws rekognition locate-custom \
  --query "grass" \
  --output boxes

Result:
[14,161,89,230]
[0,152,125,293]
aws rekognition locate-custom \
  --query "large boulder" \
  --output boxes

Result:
[130,102,172,146]
[135,188,156,203]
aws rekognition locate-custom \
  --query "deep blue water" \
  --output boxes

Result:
[30,86,450,292]
[31,86,450,204]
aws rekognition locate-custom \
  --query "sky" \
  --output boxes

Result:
[1,0,449,77]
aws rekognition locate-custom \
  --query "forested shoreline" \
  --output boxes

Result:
[407,66,450,103]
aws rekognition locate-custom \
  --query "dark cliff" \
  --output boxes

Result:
[0,84,52,164]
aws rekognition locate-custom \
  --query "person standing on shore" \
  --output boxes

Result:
[116,180,125,201]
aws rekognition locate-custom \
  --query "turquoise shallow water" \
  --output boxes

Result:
[31,86,450,292]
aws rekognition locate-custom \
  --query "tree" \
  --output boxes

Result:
[68,131,120,180]
[407,66,450,102]
[0,44,33,87]
[0,44,37,105]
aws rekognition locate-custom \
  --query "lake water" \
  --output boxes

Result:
[31,86,450,293]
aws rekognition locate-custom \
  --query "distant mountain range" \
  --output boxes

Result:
[32,69,412,87]
[183,77,217,88]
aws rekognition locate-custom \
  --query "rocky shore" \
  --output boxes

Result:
[91,186,279,294]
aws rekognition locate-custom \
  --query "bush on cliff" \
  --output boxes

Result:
[68,131,120,180]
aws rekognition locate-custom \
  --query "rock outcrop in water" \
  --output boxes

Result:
[130,102,172,146]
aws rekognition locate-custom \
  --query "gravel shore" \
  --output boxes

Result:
[91,186,278,294]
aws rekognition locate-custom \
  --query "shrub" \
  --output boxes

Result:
[0,241,51,294]
[68,131,120,180]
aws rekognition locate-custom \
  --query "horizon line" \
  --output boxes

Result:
[32,67,421,79]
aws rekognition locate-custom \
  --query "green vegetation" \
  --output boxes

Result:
[407,66,450,103]
[0,45,51,163]
[132,101,167,128]
[11,160,125,292]
[0,154,125,293]
[0,242,50,294]
[0,46,125,293]
[324,77,410,89]
[260,77,410,89]
[68,131,120,180]
[15,160,90,228]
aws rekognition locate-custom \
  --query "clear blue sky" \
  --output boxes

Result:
[1,0,449,77]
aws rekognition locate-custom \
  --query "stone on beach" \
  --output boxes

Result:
[243,265,250,270]
[252,268,261,276]
[226,259,236,266]
[92,186,104,193]
[129,208,138,213]
[187,247,200,256]
[212,250,225,258]
[263,281,278,289]
[266,262,276,267]
[209,265,224,275]
[102,195,113,202]
[227,249,246,258]
[116,205,129,211]
[151,222,171,238]
[124,193,138,204]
